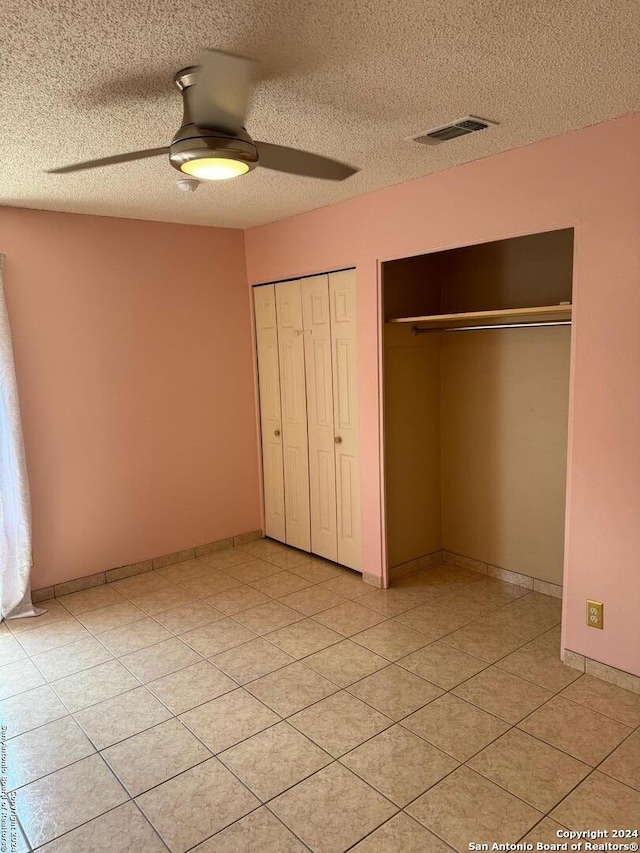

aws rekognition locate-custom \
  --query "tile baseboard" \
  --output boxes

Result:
[563,649,640,695]
[389,550,444,581]
[531,577,564,598]
[444,550,563,598]
[105,560,153,584]
[194,538,234,558]
[32,529,264,602]
[443,553,639,694]
[444,550,489,576]
[389,548,562,598]
[31,586,56,604]
[152,548,196,570]
[362,570,383,588]
[232,531,263,546]
[53,573,106,598]
[563,649,586,672]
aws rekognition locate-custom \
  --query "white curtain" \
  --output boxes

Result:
[0,254,41,620]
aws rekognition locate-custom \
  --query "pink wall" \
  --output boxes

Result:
[1,207,261,589]
[244,113,640,678]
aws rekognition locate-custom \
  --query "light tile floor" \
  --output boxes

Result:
[2,541,640,852]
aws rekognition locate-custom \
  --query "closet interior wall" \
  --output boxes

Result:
[383,230,573,586]
[384,257,442,568]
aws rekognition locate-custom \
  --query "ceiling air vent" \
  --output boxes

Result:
[409,115,498,146]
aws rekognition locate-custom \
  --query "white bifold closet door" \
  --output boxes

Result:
[253,269,361,570]
[275,280,312,552]
[301,275,338,562]
[253,285,286,542]
[328,270,362,570]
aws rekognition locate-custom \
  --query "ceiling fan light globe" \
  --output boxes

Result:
[180,157,250,181]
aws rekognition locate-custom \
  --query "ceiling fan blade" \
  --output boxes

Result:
[190,49,256,133]
[255,142,358,180]
[47,147,169,174]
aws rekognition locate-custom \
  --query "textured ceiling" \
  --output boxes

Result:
[2,0,639,229]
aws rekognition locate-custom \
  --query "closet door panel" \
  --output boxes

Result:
[276,280,311,552]
[302,275,338,562]
[329,269,362,570]
[253,286,286,542]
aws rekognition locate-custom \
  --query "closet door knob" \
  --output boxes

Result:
[274,429,281,437]
[334,436,342,444]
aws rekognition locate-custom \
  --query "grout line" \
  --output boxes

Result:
[263,782,395,852]
[7,724,99,794]
[7,554,639,851]
[592,725,640,774]
[0,654,567,767]
[97,752,173,851]
[397,805,468,852]
[516,691,637,739]
[13,620,95,657]
[131,800,173,853]
[21,805,113,851]
[49,664,145,713]
[29,647,118,685]
[216,725,335,796]
[115,637,210,684]
[102,743,215,800]
[516,813,570,842]
[178,704,284,758]
[394,675,639,831]
[548,675,640,728]
[288,710,396,760]
[2,704,70,744]
[16,757,131,850]
[341,816,395,852]
[337,739,461,806]
[13,813,28,846]
[8,629,626,814]
[210,638,343,684]
[0,584,565,737]
[14,725,631,846]
[460,749,587,813]
[511,722,640,842]
[263,808,315,852]
[398,703,512,763]
[4,611,68,638]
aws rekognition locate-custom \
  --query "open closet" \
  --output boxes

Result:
[383,229,574,587]
[253,269,362,571]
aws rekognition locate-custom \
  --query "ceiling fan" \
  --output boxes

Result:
[47,49,358,183]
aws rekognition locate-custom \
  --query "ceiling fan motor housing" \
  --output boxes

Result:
[169,67,259,174]
[45,52,356,181]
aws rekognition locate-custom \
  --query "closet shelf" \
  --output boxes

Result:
[387,304,572,329]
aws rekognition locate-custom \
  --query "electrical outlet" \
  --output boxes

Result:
[587,600,604,629]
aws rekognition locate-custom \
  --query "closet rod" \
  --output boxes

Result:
[411,320,571,336]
